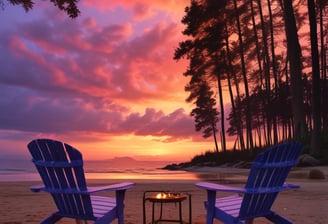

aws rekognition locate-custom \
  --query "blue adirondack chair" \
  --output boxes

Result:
[196,141,302,224]
[28,138,135,224]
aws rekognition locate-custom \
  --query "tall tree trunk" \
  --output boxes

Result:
[308,0,321,156]
[282,0,307,140]
[224,13,245,151]
[212,121,219,152]
[250,0,264,87]
[250,0,266,147]
[319,2,328,130]
[233,0,254,149]
[267,0,279,144]
[257,0,273,145]
[216,54,227,152]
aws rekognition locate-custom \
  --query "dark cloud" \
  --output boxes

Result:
[118,108,195,141]
[0,80,196,140]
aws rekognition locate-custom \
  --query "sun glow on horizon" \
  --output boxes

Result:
[75,134,214,162]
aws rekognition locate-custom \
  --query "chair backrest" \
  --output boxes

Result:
[28,139,94,220]
[239,141,302,219]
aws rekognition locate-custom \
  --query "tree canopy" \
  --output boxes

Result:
[3,0,80,18]
[175,0,328,156]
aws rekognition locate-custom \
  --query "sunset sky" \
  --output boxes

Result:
[0,0,219,162]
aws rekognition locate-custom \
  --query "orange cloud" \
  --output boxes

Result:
[82,0,189,14]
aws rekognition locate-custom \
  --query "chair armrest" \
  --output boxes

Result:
[30,182,135,194]
[85,182,135,194]
[196,182,300,194]
[196,182,246,193]
[31,185,83,194]
[283,183,300,189]
[30,185,46,192]
[248,183,300,193]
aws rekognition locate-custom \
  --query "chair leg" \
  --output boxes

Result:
[152,202,155,224]
[265,212,293,224]
[116,190,127,224]
[179,201,183,224]
[40,212,62,224]
[206,190,216,224]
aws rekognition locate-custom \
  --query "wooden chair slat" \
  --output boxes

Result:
[28,138,134,223]
[196,141,302,224]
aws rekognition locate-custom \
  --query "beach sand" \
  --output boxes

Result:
[0,166,327,224]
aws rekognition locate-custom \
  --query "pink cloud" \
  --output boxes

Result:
[7,36,68,87]
[82,0,189,18]
[86,23,133,53]
[113,108,196,142]
[0,0,211,155]
[4,2,188,104]
[132,3,154,20]
[0,81,197,142]
[3,9,187,103]
[82,17,98,29]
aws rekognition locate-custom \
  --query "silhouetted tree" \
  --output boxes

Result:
[175,0,228,152]
[3,0,80,18]
[223,19,245,151]
[232,0,253,149]
[281,0,307,140]
[308,0,321,156]
[318,0,328,131]
[189,82,220,152]
[177,0,327,156]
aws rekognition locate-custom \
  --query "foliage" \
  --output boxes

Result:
[190,147,264,167]
[189,136,328,167]
[175,0,328,153]
[4,0,80,18]
[175,0,229,151]
[189,82,219,138]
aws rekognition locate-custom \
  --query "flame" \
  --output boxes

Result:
[156,193,167,199]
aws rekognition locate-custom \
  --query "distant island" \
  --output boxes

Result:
[86,156,181,168]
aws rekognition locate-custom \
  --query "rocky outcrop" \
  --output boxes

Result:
[297,154,321,167]
[162,161,251,171]
[308,169,325,179]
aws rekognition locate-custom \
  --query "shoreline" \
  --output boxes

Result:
[0,166,327,223]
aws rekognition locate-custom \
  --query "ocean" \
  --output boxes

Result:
[0,158,199,182]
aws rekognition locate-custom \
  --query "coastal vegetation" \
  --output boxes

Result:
[188,136,328,166]
[174,0,328,161]
[164,136,328,171]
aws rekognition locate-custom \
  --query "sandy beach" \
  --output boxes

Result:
[0,166,327,224]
